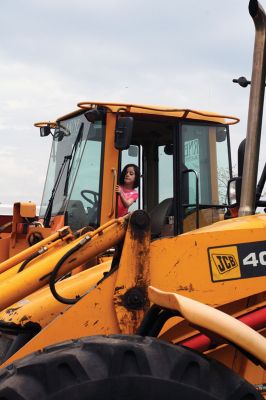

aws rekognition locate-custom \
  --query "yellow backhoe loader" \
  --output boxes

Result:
[0,0,265,399]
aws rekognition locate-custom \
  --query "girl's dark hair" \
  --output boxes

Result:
[119,164,140,188]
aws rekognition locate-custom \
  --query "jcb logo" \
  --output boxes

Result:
[208,246,241,281]
[211,254,238,274]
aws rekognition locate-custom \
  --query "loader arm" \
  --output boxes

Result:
[0,217,127,312]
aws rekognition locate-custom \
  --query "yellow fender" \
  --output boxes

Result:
[148,286,266,367]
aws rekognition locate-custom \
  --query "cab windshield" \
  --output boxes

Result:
[39,112,105,230]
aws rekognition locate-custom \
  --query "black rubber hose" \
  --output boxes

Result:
[49,237,90,305]
[18,252,40,273]
[137,305,179,337]
[147,309,178,337]
[18,247,48,273]
[136,305,162,336]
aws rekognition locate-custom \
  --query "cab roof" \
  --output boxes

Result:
[38,101,240,126]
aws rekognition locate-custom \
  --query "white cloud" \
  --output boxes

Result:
[0,148,47,203]
[0,0,265,205]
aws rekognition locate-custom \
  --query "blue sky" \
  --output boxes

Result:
[0,0,265,204]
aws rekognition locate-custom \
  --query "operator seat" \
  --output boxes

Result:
[150,198,173,238]
[65,200,88,232]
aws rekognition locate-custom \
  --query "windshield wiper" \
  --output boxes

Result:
[63,122,84,196]
[43,122,85,228]
[43,155,72,228]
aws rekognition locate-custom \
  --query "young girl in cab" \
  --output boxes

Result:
[116,164,140,217]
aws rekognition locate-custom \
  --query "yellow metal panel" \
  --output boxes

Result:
[114,213,151,334]
[149,216,266,306]
[193,213,266,233]
[207,336,266,384]
[18,202,36,218]
[0,261,111,329]
[2,270,120,367]
[0,237,9,263]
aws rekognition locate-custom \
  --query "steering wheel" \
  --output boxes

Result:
[80,190,99,207]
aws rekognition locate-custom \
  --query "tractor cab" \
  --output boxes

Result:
[37,103,238,236]
[38,111,105,232]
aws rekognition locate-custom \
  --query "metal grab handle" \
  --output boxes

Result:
[182,169,200,229]
[108,168,117,218]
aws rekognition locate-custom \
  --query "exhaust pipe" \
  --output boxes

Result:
[239,0,266,216]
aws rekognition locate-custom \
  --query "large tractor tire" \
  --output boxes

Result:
[0,335,262,400]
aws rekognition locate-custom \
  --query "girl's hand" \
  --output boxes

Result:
[115,185,121,194]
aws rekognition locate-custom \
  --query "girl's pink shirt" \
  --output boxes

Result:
[117,186,138,217]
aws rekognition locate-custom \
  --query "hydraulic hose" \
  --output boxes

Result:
[0,227,71,275]
[18,247,48,273]
[49,217,128,304]
[49,235,91,304]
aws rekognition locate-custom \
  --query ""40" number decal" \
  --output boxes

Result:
[242,251,266,267]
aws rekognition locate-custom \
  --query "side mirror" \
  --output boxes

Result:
[227,177,242,206]
[84,109,104,122]
[115,117,133,150]
[216,127,227,142]
[40,125,51,137]
[128,145,138,157]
